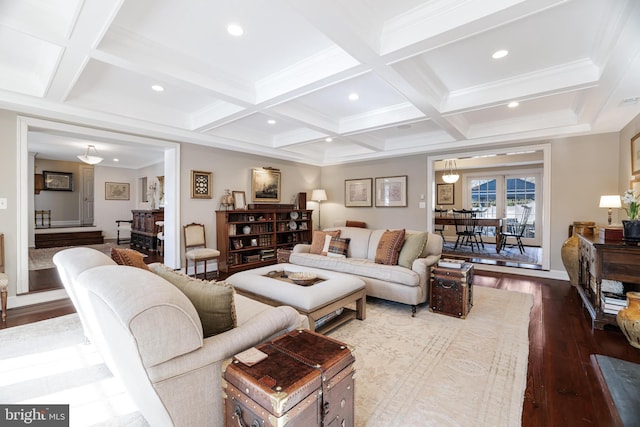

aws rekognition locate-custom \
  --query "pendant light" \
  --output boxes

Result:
[442,159,459,183]
[77,145,103,165]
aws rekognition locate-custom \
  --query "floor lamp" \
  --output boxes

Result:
[311,189,327,229]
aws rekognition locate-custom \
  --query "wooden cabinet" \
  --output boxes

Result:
[131,209,164,251]
[216,208,312,274]
[577,235,640,329]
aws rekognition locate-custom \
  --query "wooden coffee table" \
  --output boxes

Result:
[226,264,366,333]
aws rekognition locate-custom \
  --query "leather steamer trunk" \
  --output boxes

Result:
[430,263,474,318]
[224,330,355,427]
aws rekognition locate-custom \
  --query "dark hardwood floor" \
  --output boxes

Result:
[3,266,639,426]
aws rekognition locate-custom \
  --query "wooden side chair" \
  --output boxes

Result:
[453,209,481,251]
[0,233,8,321]
[183,223,220,280]
[499,205,532,254]
[116,219,132,245]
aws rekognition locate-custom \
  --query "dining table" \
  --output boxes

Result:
[434,214,506,253]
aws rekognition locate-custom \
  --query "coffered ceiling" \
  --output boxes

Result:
[3,0,640,167]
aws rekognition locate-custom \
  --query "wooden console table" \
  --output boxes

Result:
[131,209,164,251]
[577,235,640,329]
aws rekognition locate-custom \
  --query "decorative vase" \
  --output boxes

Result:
[242,225,251,235]
[561,221,595,286]
[622,220,640,243]
[617,291,640,349]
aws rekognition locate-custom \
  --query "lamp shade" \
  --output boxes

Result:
[311,189,327,202]
[599,195,621,208]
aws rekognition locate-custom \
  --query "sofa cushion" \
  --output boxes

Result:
[325,227,373,259]
[327,237,350,258]
[289,252,420,287]
[375,229,406,265]
[310,230,341,255]
[148,263,237,337]
[111,248,150,271]
[398,231,428,268]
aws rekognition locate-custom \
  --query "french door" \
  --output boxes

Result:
[464,169,542,247]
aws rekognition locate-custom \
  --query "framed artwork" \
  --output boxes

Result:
[43,171,73,191]
[437,183,454,205]
[631,176,640,195]
[191,170,212,199]
[344,178,372,207]
[232,191,246,209]
[632,132,640,176]
[375,175,407,207]
[105,182,130,200]
[252,168,281,202]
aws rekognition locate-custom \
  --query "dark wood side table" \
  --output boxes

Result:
[430,263,474,318]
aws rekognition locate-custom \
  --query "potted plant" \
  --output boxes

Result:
[621,189,640,242]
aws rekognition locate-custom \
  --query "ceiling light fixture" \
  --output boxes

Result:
[151,85,164,92]
[492,49,509,59]
[325,137,333,142]
[227,23,244,36]
[508,101,519,108]
[442,159,459,183]
[77,145,103,165]
[348,93,359,101]
[267,119,276,125]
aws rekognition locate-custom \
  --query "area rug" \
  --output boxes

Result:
[0,286,533,427]
[29,243,128,270]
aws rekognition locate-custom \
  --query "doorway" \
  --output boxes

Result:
[17,116,181,303]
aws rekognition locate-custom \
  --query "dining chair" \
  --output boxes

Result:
[183,223,220,279]
[453,209,481,251]
[434,208,447,241]
[498,205,532,254]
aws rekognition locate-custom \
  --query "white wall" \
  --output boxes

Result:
[93,166,138,240]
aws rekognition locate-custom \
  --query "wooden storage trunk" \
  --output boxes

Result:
[430,263,474,318]
[224,330,355,427]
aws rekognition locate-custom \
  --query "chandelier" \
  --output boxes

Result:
[77,145,103,165]
[442,159,459,183]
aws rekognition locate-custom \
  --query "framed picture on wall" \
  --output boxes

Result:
[232,191,246,209]
[344,178,372,207]
[43,171,73,191]
[191,170,212,199]
[437,183,454,205]
[632,132,640,176]
[105,182,130,200]
[252,168,281,202]
[375,175,407,207]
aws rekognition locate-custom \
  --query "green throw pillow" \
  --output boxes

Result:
[397,231,428,268]
[149,264,237,337]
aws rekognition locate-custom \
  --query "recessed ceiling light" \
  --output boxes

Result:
[113,158,119,162]
[348,93,359,101]
[492,50,509,59]
[227,23,244,36]
[623,96,640,105]
[151,85,164,92]
[508,101,519,108]
[267,119,276,125]
[325,137,333,142]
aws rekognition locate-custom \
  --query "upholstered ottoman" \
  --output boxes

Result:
[227,264,366,333]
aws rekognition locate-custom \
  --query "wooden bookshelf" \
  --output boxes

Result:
[216,207,312,274]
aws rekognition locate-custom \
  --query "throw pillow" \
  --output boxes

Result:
[397,231,428,268]
[345,220,367,228]
[111,248,150,271]
[309,230,341,255]
[148,263,237,337]
[327,237,350,258]
[375,229,406,265]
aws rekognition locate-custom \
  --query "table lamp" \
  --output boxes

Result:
[599,195,621,225]
[311,189,327,229]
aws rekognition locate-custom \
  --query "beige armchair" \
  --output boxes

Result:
[54,247,304,426]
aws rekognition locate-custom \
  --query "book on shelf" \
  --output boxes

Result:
[603,306,624,315]
[601,291,627,306]
[438,258,465,269]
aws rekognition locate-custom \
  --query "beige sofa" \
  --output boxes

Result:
[53,247,305,427]
[290,226,443,315]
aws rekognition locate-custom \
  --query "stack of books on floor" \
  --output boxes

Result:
[601,291,627,315]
